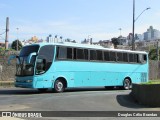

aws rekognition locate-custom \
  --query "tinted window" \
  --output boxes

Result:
[129,54,134,62]
[20,45,39,57]
[123,53,128,62]
[77,49,84,59]
[84,49,88,60]
[90,50,97,60]
[144,54,147,61]
[104,51,110,61]
[139,54,147,63]
[57,47,67,59]
[97,50,103,61]
[37,45,54,72]
[57,47,73,59]
[73,48,77,59]
[134,54,138,63]
[129,54,138,63]
[117,52,123,62]
[67,48,73,59]
[38,45,54,61]
[110,52,116,61]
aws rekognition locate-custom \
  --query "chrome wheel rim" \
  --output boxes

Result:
[56,81,63,91]
[124,79,130,89]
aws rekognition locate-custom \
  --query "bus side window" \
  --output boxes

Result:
[144,54,147,61]
[117,52,123,62]
[84,49,88,60]
[110,51,116,61]
[56,47,59,58]
[123,53,128,62]
[129,54,134,63]
[36,45,54,74]
[73,48,77,60]
[76,49,84,60]
[139,54,147,63]
[134,54,138,63]
[104,51,110,61]
[57,47,67,59]
[67,48,73,59]
[90,50,97,61]
[97,50,103,61]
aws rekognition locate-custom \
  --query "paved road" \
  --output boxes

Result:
[0,87,160,120]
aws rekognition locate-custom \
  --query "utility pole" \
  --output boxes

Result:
[132,0,135,50]
[5,17,9,50]
[157,41,159,61]
[131,0,150,50]
[16,28,19,51]
[119,28,122,36]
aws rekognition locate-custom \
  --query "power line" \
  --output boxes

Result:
[0,31,6,35]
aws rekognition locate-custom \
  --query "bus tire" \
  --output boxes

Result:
[54,79,65,93]
[123,78,131,90]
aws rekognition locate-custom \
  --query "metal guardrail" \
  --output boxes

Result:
[0,81,14,87]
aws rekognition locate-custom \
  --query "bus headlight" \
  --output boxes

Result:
[16,80,21,82]
[26,80,33,83]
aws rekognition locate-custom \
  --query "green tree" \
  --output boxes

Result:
[11,39,23,51]
[149,48,160,60]
[111,37,120,49]
[65,38,71,42]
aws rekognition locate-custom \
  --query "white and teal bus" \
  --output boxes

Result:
[15,42,148,92]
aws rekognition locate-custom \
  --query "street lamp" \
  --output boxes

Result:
[119,28,122,36]
[16,28,19,51]
[135,7,151,22]
[132,0,151,50]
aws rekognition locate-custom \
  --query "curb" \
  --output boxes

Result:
[0,81,14,88]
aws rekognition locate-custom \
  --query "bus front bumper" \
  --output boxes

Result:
[15,76,34,88]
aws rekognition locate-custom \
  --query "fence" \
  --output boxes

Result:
[149,60,160,80]
[0,51,17,81]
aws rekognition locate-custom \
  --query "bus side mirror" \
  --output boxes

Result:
[27,52,37,64]
[8,55,16,65]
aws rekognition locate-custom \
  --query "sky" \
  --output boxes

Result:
[0,0,160,43]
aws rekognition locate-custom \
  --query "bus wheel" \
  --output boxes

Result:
[54,79,65,93]
[123,78,131,90]
[38,88,48,93]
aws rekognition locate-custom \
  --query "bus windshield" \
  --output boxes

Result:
[16,45,39,76]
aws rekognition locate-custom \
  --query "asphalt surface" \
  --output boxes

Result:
[0,87,160,120]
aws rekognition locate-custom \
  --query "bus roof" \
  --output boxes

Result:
[30,42,148,54]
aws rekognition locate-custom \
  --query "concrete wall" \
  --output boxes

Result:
[0,54,160,81]
[131,83,160,107]
[0,52,17,81]
[149,60,160,80]
[0,60,16,81]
